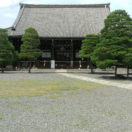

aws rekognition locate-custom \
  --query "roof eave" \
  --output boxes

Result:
[19,3,110,8]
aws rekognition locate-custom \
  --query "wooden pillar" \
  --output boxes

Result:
[51,39,54,60]
[51,39,55,69]
[70,39,73,68]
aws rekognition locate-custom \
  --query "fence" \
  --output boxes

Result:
[17,60,88,69]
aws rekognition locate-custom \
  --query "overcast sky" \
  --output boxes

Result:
[0,0,132,28]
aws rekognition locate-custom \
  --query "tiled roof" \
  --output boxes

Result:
[8,3,110,38]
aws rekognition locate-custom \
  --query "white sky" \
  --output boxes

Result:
[0,0,132,28]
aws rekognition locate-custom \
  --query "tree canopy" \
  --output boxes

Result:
[0,28,14,73]
[92,10,132,69]
[80,34,99,58]
[79,34,99,73]
[19,27,42,73]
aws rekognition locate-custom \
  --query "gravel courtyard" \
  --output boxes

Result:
[0,71,132,132]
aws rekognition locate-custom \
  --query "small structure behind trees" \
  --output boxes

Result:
[79,34,99,73]
[19,27,42,73]
[0,29,15,73]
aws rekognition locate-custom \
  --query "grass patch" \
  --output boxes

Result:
[7,101,21,108]
[74,120,90,128]
[0,80,104,98]
[23,106,33,112]
[0,114,4,120]
[48,90,77,99]
[98,109,116,117]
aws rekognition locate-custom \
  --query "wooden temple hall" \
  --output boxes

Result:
[8,3,110,69]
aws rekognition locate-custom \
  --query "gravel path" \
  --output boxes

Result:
[59,73,132,89]
[0,72,132,132]
[76,72,132,84]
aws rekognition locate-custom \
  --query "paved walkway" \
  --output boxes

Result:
[59,73,132,89]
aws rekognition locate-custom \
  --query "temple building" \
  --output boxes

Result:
[8,3,110,69]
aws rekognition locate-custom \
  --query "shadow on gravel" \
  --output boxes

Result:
[0,72,57,74]
[79,72,132,80]
[100,76,132,80]
[0,71,73,74]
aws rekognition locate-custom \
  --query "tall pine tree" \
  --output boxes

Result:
[19,27,42,73]
[92,10,132,69]
[0,29,14,73]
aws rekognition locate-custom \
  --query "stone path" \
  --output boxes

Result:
[59,73,132,89]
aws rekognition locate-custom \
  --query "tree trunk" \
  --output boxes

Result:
[91,67,94,74]
[1,67,4,73]
[28,62,32,73]
[89,59,94,74]
[28,68,31,73]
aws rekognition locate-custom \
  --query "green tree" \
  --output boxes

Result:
[19,27,42,73]
[92,10,132,69]
[0,29,14,73]
[79,34,99,73]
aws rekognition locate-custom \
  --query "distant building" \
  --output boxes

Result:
[8,3,110,68]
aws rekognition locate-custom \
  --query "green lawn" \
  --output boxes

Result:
[0,80,104,98]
